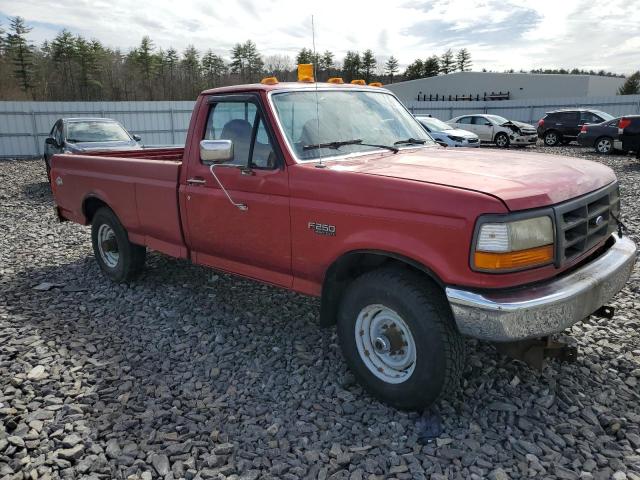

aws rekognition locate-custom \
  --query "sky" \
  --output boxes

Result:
[1,0,639,74]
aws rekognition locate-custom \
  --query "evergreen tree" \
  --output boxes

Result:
[296,48,315,65]
[230,40,263,83]
[440,49,454,74]
[342,51,361,82]
[403,59,424,80]
[202,50,226,87]
[618,71,640,95]
[456,48,472,72]
[423,56,440,77]
[361,49,376,83]
[320,50,335,79]
[51,30,77,93]
[133,36,157,97]
[384,56,399,83]
[181,45,201,97]
[6,16,35,94]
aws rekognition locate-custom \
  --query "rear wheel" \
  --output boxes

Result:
[544,130,561,146]
[337,268,465,410]
[91,207,146,282]
[44,156,51,183]
[595,136,613,155]
[494,132,510,148]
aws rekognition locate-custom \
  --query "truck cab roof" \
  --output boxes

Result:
[201,81,386,95]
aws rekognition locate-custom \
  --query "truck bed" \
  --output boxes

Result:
[51,147,188,259]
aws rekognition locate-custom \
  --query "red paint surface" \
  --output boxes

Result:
[51,83,619,295]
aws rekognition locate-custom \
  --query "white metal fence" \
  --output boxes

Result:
[0,101,195,158]
[2,95,640,157]
[406,94,640,124]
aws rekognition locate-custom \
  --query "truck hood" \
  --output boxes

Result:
[326,147,616,211]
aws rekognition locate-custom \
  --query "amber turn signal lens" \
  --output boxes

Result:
[474,244,553,271]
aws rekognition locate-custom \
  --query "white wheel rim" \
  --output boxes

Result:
[597,139,611,153]
[97,224,119,268]
[355,304,416,384]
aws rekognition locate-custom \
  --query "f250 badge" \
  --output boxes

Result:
[308,222,336,236]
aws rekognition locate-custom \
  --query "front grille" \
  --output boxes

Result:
[554,182,620,265]
[468,138,479,143]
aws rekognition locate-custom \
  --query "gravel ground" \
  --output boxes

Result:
[1,145,640,480]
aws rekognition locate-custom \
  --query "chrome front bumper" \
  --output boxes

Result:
[446,234,637,342]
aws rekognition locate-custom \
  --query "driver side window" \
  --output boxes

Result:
[203,101,276,169]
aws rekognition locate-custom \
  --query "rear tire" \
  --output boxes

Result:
[494,132,510,148]
[337,268,465,411]
[594,136,613,155]
[544,130,561,146]
[91,207,146,283]
[44,156,51,183]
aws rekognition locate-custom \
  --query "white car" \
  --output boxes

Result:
[447,114,537,148]
[415,116,480,148]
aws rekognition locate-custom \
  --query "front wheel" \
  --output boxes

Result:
[494,132,510,148]
[595,136,613,155]
[91,207,146,282]
[544,130,560,146]
[337,268,465,410]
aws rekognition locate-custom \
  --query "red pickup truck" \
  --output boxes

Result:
[51,81,637,410]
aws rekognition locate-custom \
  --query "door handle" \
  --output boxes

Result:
[187,177,206,185]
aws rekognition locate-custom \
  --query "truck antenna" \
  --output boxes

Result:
[312,15,326,169]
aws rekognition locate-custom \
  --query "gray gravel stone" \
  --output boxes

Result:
[1,149,640,478]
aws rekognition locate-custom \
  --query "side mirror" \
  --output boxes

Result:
[436,140,448,148]
[132,134,142,141]
[200,139,234,164]
[45,137,56,146]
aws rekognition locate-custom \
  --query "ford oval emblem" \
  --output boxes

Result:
[593,215,604,226]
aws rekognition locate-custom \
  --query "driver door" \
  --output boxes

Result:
[182,94,292,287]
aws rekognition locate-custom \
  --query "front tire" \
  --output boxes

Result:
[91,207,146,283]
[337,268,464,410]
[544,130,561,146]
[494,132,510,148]
[594,136,613,155]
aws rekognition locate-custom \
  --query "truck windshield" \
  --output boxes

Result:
[66,122,131,143]
[271,90,433,161]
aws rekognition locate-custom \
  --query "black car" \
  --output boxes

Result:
[44,118,142,181]
[577,117,622,154]
[537,109,614,146]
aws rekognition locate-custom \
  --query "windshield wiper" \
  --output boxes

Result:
[304,139,399,153]
[394,138,427,146]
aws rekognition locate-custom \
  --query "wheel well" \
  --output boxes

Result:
[494,131,508,140]
[82,197,109,224]
[319,251,443,327]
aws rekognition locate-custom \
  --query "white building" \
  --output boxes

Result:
[385,72,625,104]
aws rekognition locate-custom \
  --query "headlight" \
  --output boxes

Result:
[473,216,554,271]
[447,135,464,142]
